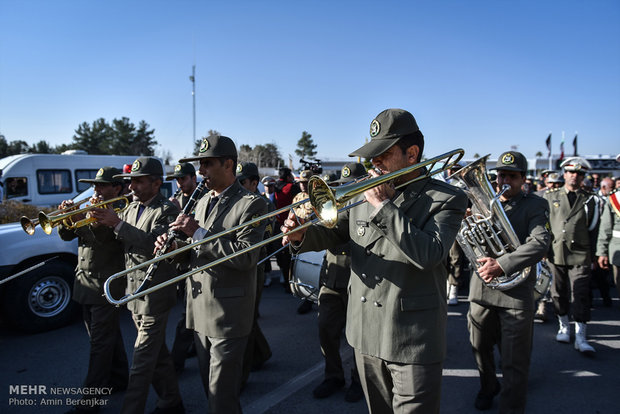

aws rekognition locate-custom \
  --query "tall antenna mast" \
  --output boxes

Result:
[190,65,196,152]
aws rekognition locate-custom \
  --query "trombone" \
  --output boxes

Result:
[37,193,133,235]
[104,148,464,306]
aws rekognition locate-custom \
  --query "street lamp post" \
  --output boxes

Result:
[189,65,196,152]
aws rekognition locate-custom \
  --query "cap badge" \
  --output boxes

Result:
[236,163,243,174]
[174,164,182,173]
[199,139,209,153]
[96,168,104,178]
[342,166,351,178]
[132,160,141,172]
[370,119,380,137]
[501,153,515,165]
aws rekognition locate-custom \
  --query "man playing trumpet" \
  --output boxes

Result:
[58,166,129,413]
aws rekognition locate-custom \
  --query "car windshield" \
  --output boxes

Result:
[73,187,94,202]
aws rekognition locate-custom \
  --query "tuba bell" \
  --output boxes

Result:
[449,155,529,290]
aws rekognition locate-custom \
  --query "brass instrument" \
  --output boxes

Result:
[38,193,132,235]
[19,196,93,235]
[103,148,464,306]
[450,155,540,290]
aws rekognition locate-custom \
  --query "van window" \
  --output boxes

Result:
[37,170,72,194]
[75,169,99,192]
[5,177,28,198]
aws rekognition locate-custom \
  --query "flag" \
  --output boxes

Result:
[545,133,551,157]
[560,136,565,161]
[572,134,578,156]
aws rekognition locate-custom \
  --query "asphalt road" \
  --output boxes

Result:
[1,266,619,414]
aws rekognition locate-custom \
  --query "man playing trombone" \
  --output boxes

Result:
[58,166,129,413]
[90,157,184,414]
[282,108,468,413]
[155,136,267,414]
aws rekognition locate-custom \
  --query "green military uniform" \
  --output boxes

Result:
[58,166,129,403]
[596,192,620,300]
[466,152,551,413]
[544,186,598,321]
[112,158,183,414]
[178,137,267,414]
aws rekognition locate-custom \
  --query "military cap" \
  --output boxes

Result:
[298,170,313,182]
[261,175,276,186]
[547,172,564,183]
[560,156,592,172]
[349,108,420,158]
[79,166,123,185]
[114,156,164,178]
[490,151,528,172]
[332,162,367,184]
[541,169,556,177]
[166,162,196,180]
[179,135,237,162]
[236,162,259,182]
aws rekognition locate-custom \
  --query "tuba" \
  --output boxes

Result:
[450,155,529,290]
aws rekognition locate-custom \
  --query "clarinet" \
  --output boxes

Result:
[133,180,207,295]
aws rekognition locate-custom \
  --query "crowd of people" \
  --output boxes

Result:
[51,108,619,414]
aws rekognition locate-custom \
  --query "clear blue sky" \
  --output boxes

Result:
[1,0,619,167]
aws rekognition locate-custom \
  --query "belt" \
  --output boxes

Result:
[613,230,620,239]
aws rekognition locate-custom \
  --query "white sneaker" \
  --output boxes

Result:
[556,315,570,343]
[574,322,595,354]
[447,285,458,306]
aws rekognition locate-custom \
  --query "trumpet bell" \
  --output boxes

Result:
[20,216,37,235]
[308,177,339,228]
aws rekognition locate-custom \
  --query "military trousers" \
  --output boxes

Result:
[468,302,534,414]
[318,285,359,383]
[354,348,442,414]
[447,241,466,286]
[194,332,249,414]
[549,263,592,322]
[82,304,129,392]
[121,311,182,414]
[242,266,272,386]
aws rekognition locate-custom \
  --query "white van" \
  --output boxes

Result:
[0,152,162,207]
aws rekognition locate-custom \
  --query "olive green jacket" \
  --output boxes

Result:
[59,224,125,305]
[468,192,551,311]
[320,243,351,290]
[183,181,267,338]
[543,187,598,266]
[297,176,467,364]
[116,193,179,315]
[596,194,620,266]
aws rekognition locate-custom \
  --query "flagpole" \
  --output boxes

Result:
[547,132,552,170]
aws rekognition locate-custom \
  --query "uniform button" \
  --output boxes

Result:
[374,275,380,281]
[129,278,134,282]
[562,229,566,233]
[361,273,367,279]
[373,301,381,307]
[365,248,371,256]
[192,287,196,292]
[361,296,367,303]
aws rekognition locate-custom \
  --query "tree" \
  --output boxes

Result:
[72,118,110,154]
[0,134,8,157]
[129,120,157,155]
[535,151,543,158]
[31,140,53,154]
[295,131,317,160]
[7,140,30,155]
[238,142,284,168]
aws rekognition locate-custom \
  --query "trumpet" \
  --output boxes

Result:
[104,149,464,305]
[19,196,93,235]
[38,193,133,235]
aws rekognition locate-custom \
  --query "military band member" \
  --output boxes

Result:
[58,167,129,412]
[467,152,551,412]
[543,157,599,354]
[236,161,273,384]
[596,186,620,305]
[166,161,200,374]
[166,162,199,210]
[296,169,316,315]
[157,136,267,414]
[283,108,468,413]
[90,157,183,414]
[312,162,366,403]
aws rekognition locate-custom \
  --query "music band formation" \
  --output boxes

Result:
[41,108,618,413]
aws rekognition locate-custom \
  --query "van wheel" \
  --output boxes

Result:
[2,261,79,333]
